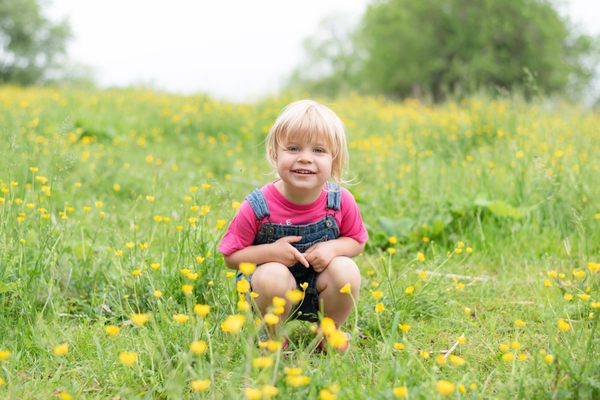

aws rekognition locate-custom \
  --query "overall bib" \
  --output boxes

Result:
[238,182,341,322]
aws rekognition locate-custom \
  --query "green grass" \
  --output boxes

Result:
[0,86,599,399]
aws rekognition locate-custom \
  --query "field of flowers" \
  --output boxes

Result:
[0,86,599,399]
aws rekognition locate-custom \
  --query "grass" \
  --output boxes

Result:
[0,86,599,399]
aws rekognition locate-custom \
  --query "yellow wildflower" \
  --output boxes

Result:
[416,252,425,262]
[264,313,279,326]
[194,304,210,317]
[436,380,455,396]
[419,350,430,359]
[131,313,150,326]
[286,375,311,387]
[375,302,385,313]
[0,350,11,361]
[173,314,190,324]
[321,317,336,335]
[239,262,256,276]
[221,314,245,333]
[252,356,274,369]
[182,284,193,295]
[393,342,405,351]
[393,386,408,398]
[404,286,414,295]
[190,379,211,392]
[286,289,304,304]
[544,354,554,364]
[105,325,120,336]
[398,323,411,333]
[371,290,384,300]
[53,343,69,356]
[236,278,250,294]
[339,283,352,294]
[502,353,514,362]
[449,355,465,366]
[190,340,207,355]
[514,319,526,328]
[119,351,138,366]
[244,388,262,400]
[558,319,571,331]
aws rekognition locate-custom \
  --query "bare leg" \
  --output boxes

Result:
[316,256,361,327]
[250,262,297,325]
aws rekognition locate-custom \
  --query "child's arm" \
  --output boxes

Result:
[223,236,310,269]
[304,237,365,272]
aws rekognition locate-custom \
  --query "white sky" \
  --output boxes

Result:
[49,0,600,102]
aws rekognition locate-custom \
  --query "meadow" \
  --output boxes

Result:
[0,86,598,399]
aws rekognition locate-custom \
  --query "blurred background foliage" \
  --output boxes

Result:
[287,0,600,102]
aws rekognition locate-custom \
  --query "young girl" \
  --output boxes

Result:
[218,100,367,346]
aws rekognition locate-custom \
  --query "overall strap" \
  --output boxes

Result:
[326,182,341,211]
[246,189,270,220]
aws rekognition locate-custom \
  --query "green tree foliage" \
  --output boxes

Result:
[0,0,71,84]
[290,0,598,100]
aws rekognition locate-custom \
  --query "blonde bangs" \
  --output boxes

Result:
[266,100,349,183]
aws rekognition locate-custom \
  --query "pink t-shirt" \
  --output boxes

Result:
[218,181,368,256]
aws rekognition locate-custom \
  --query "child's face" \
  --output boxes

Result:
[274,137,333,200]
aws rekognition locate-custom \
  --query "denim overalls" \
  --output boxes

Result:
[238,182,341,322]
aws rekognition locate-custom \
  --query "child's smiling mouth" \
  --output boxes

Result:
[291,169,316,175]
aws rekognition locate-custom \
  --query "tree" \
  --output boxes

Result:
[291,0,598,100]
[0,0,71,85]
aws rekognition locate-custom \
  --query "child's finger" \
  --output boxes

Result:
[294,249,310,268]
[282,236,303,243]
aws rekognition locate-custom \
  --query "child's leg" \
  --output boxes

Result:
[251,262,297,321]
[316,256,361,327]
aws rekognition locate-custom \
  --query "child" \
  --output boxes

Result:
[218,99,368,346]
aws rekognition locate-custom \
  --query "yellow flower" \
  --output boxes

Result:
[153,290,162,298]
[436,380,455,396]
[105,325,120,336]
[221,314,245,333]
[454,247,463,254]
[236,278,250,293]
[449,355,465,366]
[232,201,241,209]
[417,252,425,262]
[418,271,428,280]
[272,296,286,308]
[375,302,385,313]
[558,319,571,331]
[244,387,262,400]
[264,313,279,326]
[578,293,590,301]
[502,353,514,362]
[388,236,398,244]
[284,367,302,376]
[499,343,509,352]
[216,219,227,229]
[173,314,190,324]
[300,282,309,290]
[131,313,150,326]
[57,392,72,400]
[238,298,250,311]
[131,269,142,277]
[387,247,397,255]
[588,262,600,273]
[328,330,349,349]
[339,283,352,294]
[404,286,414,295]
[321,317,336,335]
[286,375,311,387]
[547,270,558,278]
[458,384,467,394]
[456,335,466,345]
[518,353,528,361]
[239,262,256,276]
[371,290,384,300]
[435,354,446,365]
[463,307,472,315]
[0,349,11,361]
[194,304,210,317]
[393,386,408,398]
[320,388,336,400]
[514,319,526,328]
[543,279,552,288]
[286,289,304,304]
[190,340,207,355]
[119,351,138,366]
[591,302,600,309]
[182,284,193,296]
[398,323,411,333]
[544,354,554,364]
[393,342,405,351]
[195,256,205,264]
[262,385,279,398]
[572,269,586,280]
[457,241,465,248]
[252,356,274,369]
[419,350,430,359]
[511,341,520,350]
[190,379,211,392]
[53,343,69,356]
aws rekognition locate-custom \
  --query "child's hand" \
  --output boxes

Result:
[304,242,336,272]
[270,236,310,268]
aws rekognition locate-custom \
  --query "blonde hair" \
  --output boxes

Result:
[266,99,349,183]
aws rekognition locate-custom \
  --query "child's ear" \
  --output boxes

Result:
[268,148,277,162]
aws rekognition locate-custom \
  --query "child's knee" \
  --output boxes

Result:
[320,257,361,293]
[251,262,295,293]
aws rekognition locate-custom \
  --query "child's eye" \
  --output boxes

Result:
[286,146,300,152]
[314,147,327,153]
